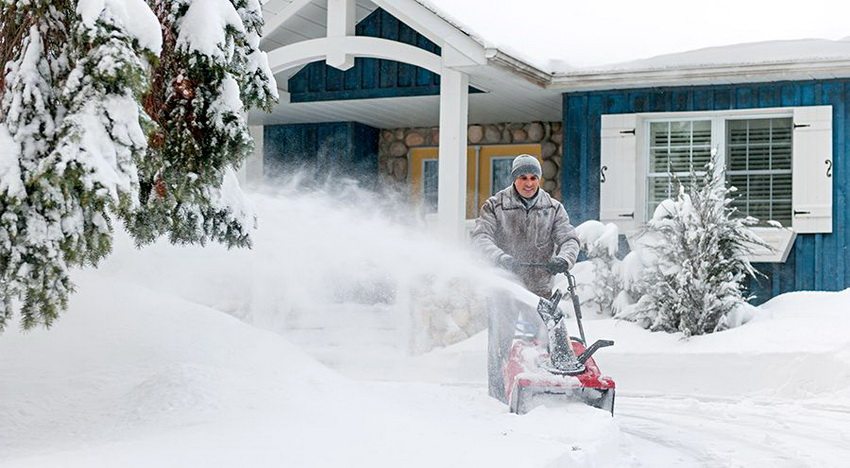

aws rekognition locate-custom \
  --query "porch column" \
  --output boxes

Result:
[437,66,469,242]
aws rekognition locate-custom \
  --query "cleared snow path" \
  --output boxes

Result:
[618,394,850,467]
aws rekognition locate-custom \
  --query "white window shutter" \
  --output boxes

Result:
[792,105,833,233]
[600,113,638,231]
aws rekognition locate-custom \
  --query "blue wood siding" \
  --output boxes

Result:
[562,79,850,301]
[263,122,379,179]
[288,9,480,103]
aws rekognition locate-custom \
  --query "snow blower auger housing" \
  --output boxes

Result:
[504,271,616,415]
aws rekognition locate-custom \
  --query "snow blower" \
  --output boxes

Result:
[503,269,616,415]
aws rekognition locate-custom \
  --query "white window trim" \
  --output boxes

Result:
[605,106,832,263]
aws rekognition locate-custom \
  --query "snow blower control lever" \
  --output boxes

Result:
[520,264,614,366]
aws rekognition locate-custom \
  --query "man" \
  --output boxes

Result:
[471,154,580,402]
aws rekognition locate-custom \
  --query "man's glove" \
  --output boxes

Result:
[546,256,571,275]
[498,254,520,272]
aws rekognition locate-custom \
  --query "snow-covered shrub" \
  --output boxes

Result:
[618,160,766,336]
[611,234,657,323]
[574,220,620,316]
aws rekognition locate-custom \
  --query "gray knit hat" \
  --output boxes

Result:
[511,154,542,179]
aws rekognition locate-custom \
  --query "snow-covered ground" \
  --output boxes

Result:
[1,184,849,467]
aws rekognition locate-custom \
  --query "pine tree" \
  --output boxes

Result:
[1,0,277,330]
[630,159,767,336]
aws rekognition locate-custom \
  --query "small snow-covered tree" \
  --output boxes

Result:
[575,220,620,316]
[625,159,766,336]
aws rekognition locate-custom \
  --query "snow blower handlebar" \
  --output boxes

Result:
[565,272,587,345]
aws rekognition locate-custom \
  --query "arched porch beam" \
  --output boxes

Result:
[267,36,442,75]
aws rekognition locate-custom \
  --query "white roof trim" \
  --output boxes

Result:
[550,59,850,92]
[484,49,550,88]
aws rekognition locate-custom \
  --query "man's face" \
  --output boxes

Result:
[514,174,540,198]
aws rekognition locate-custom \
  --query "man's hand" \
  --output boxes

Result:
[498,254,519,272]
[546,256,570,275]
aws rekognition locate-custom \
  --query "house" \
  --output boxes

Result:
[251,0,849,301]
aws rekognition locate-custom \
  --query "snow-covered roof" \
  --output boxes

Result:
[413,0,850,91]
[416,0,850,71]
[550,39,850,92]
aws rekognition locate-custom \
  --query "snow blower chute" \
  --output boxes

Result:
[503,270,616,415]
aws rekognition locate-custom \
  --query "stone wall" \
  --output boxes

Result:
[379,121,564,200]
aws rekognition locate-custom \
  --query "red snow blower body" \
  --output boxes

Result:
[504,271,616,415]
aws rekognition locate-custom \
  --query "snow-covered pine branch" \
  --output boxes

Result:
[125,0,278,248]
[0,1,72,329]
[50,0,162,266]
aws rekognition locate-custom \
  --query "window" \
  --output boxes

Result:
[599,106,833,262]
[647,120,712,218]
[422,159,439,212]
[409,144,542,219]
[726,118,793,226]
[644,117,794,226]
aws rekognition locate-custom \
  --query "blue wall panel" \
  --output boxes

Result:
[563,79,850,301]
[287,9,480,103]
[263,122,379,180]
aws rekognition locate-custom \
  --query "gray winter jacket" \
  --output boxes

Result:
[472,186,580,297]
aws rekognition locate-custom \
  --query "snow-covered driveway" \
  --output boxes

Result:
[620,394,850,467]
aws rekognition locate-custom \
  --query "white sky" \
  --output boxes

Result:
[421,0,850,69]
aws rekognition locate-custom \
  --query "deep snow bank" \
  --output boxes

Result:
[570,288,850,401]
[0,270,627,468]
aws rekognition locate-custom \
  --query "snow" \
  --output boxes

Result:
[77,0,163,54]
[581,38,850,73]
[575,220,618,257]
[1,181,849,466]
[55,95,141,203]
[416,0,850,71]
[176,0,246,59]
[209,166,256,232]
[0,123,24,198]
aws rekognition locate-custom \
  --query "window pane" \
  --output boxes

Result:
[692,120,712,146]
[647,120,712,219]
[650,123,669,147]
[423,159,438,212]
[692,145,712,170]
[725,117,793,226]
[491,157,514,195]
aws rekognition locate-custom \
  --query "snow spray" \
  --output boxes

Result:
[98,170,537,357]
